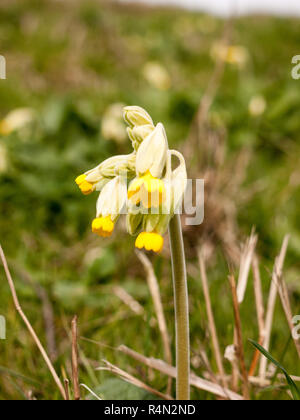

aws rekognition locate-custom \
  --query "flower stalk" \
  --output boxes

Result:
[169,214,190,400]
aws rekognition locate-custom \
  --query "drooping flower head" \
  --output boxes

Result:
[75,105,187,253]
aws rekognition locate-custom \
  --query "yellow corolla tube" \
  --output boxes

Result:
[135,232,164,253]
[91,176,127,238]
[75,174,95,195]
[92,215,115,238]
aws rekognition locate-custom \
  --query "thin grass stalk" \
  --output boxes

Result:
[0,245,67,400]
[169,214,190,400]
[198,250,227,388]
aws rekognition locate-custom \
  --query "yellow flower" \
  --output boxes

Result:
[92,216,115,238]
[128,171,166,208]
[75,154,136,195]
[75,174,95,195]
[211,43,249,68]
[91,176,127,238]
[135,232,164,253]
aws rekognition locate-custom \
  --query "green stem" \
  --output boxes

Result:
[169,214,190,400]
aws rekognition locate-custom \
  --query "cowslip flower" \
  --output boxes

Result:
[131,149,187,253]
[75,153,136,195]
[92,176,127,237]
[76,105,187,253]
[127,123,168,209]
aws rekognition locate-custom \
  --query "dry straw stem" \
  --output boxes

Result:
[71,315,81,401]
[252,255,266,341]
[0,245,67,400]
[118,345,243,400]
[198,250,227,389]
[276,257,300,359]
[80,383,102,401]
[136,250,173,394]
[236,230,258,304]
[64,379,70,401]
[186,19,232,161]
[259,235,290,380]
[10,262,57,361]
[248,255,266,376]
[99,360,174,400]
[229,275,250,400]
[113,285,145,317]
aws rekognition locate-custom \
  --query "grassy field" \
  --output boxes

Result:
[0,0,300,400]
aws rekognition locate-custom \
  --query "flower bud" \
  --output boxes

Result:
[123,106,154,128]
[127,124,155,149]
[136,123,168,178]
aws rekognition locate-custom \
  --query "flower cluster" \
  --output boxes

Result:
[76,106,187,253]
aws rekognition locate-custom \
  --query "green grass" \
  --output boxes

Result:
[0,0,300,400]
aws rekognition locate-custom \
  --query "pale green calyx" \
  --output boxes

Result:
[85,153,136,182]
[126,212,144,235]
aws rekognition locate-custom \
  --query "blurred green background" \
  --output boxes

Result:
[0,0,300,400]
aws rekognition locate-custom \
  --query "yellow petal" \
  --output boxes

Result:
[75,174,87,185]
[80,181,94,195]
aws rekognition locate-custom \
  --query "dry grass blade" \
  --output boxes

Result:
[249,255,265,376]
[10,262,57,361]
[113,286,145,317]
[80,384,102,400]
[71,315,81,400]
[198,250,227,388]
[236,230,258,304]
[0,245,67,400]
[98,360,173,400]
[64,379,70,401]
[229,275,250,400]
[118,345,244,400]
[259,235,290,380]
[185,19,232,161]
[136,250,172,394]
[276,264,300,359]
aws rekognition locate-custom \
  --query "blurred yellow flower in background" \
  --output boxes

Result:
[0,143,8,173]
[248,95,267,117]
[0,108,36,136]
[211,43,249,67]
[143,62,171,91]
[101,103,127,144]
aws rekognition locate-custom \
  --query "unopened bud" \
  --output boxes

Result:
[127,124,155,149]
[123,106,154,128]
